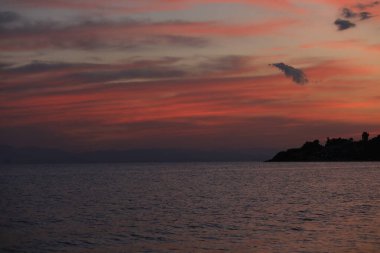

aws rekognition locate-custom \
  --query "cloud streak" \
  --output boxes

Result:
[0,15,213,51]
[0,56,259,94]
[0,12,296,52]
[0,11,21,24]
[342,8,357,19]
[1,0,302,14]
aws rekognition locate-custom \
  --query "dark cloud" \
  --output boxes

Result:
[359,11,373,20]
[0,13,210,51]
[0,15,133,34]
[270,63,308,85]
[341,7,374,20]
[342,8,357,18]
[356,1,379,10]
[335,2,378,31]
[0,11,20,24]
[0,62,13,69]
[334,19,356,30]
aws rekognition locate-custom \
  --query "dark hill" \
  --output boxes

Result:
[268,132,380,162]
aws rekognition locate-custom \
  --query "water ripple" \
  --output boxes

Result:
[1,162,380,252]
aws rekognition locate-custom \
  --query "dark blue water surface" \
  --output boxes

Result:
[1,162,380,253]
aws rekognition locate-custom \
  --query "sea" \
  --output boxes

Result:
[1,162,379,253]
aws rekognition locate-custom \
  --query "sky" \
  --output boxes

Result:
[1,0,380,153]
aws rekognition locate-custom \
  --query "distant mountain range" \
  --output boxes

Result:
[0,145,275,164]
[268,132,380,162]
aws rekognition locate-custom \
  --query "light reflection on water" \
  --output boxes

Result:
[1,162,380,252]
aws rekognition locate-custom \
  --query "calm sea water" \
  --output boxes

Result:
[1,162,380,253]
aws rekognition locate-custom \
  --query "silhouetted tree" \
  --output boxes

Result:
[362,132,369,142]
[268,131,380,162]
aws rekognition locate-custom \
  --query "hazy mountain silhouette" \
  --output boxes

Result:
[268,132,380,162]
[0,145,275,164]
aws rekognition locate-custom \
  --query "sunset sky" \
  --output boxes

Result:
[1,0,380,153]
